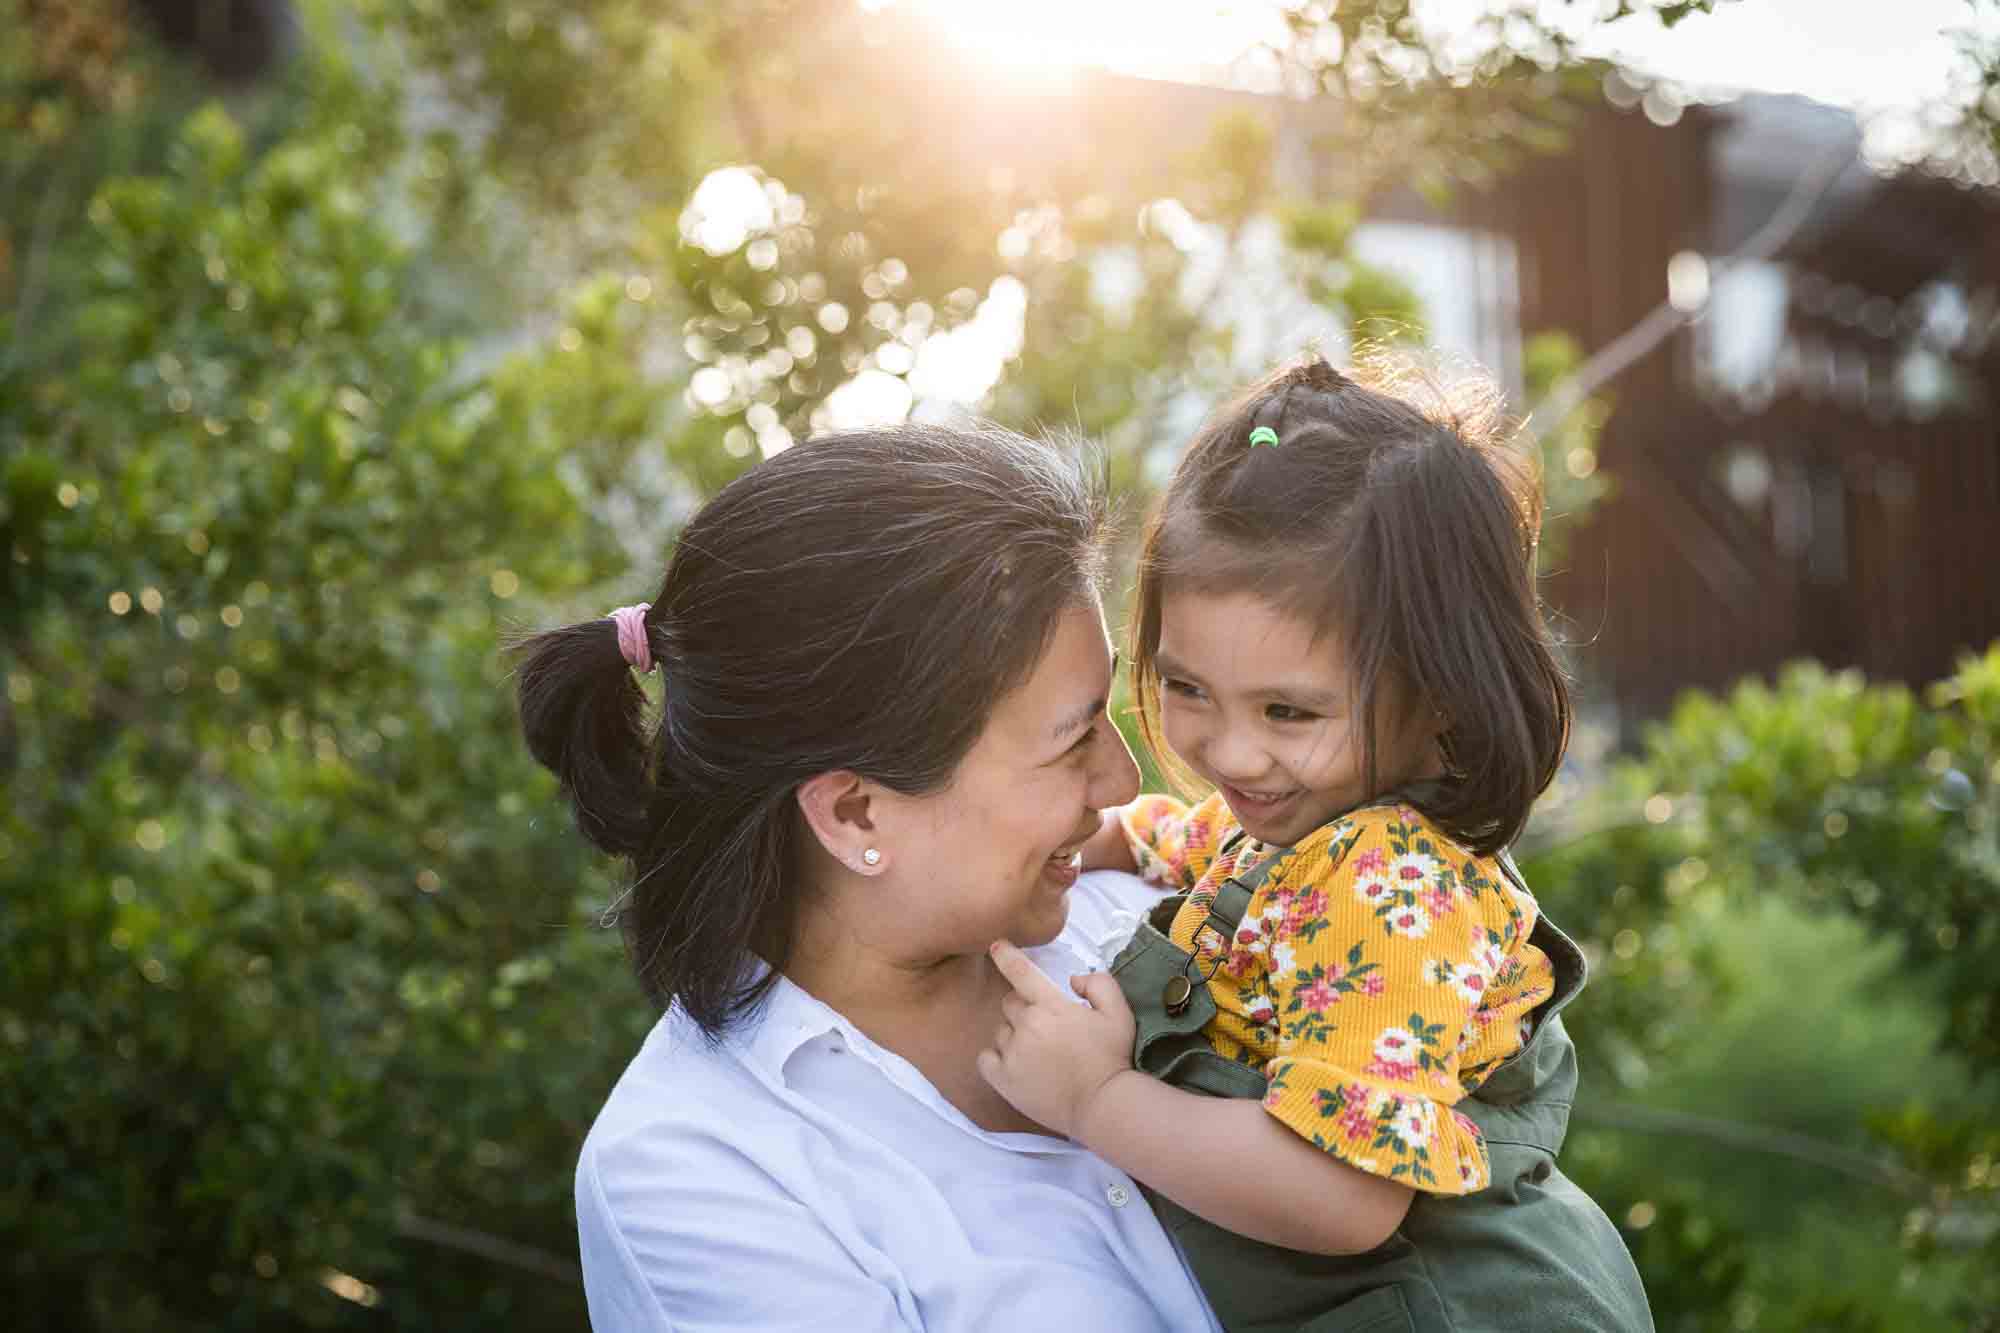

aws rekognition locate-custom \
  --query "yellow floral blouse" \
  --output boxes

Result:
[1120,792,1556,1196]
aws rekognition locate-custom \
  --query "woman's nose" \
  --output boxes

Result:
[1090,715,1141,807]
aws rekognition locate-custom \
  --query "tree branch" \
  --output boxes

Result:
[394,1205,582,1284]
[1574,1097,1934,1196]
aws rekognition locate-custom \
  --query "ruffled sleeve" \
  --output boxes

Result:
[1117,791,1234,892]
[1251,806,1535,1196]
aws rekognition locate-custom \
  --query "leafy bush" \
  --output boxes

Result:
[1524,649,2000,1331]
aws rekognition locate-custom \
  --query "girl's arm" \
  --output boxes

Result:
[978,943,1413,1257]
[1086,792,1234,888]
[1077,1067,1414,1255]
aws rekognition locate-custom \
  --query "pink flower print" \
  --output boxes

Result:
[1267,940,1298,978]
[1388,902,1432,939]
[1337,1103,1374,1144]
[1451,966,1489,1006]
[1366,1027,1421,1082]
[1390,851,1441,887]
[1297,976,1341,1013]
[1421,886,1456,918]
[1374,1027,1416,1061]
[1360,972,1386,997]
[1391,1098,1436,1150]
[1355,875,1396,909]
[1263,1084,1285,1110]
[1244,992,1276,1023]
[1475,942,1507,979]
[1351,846,1388,876]
[1368,1020,1416,1056]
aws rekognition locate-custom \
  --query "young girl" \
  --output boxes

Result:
[978,357,1653,1332]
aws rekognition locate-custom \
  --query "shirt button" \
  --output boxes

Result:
[1105,1183,1132,1208]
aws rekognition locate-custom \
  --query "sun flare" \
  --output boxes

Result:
[862,0,1287,78]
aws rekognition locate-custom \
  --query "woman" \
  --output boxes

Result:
[518,422,1223,1331]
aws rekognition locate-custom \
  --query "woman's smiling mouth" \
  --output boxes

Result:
[1041,842,1086,888]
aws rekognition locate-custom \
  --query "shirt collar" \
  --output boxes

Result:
[718,960,847,1086]
[721,929,1106,1103]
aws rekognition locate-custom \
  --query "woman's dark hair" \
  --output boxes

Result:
[517,423,1107,1037]
[1131,353,1570,856]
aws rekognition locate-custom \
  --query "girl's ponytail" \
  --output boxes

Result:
[515,612,657,862]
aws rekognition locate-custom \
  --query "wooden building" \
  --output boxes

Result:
[1444,95,2000,721]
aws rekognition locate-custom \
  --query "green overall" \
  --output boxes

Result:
[1109,847,1654,1333]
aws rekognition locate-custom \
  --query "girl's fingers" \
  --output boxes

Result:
[975,1048,1004,1087]
[988,940,1068,1005]
[1070,971,1129,1015]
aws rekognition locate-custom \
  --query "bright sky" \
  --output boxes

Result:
[879,0,1998,114]
[745,1,1998,438]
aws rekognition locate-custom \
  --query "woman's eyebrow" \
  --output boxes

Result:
[1049,695,1107,742]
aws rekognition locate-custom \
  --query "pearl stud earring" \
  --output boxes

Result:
[862,848,882,867]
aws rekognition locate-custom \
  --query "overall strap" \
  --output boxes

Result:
[1192,836,1284,945]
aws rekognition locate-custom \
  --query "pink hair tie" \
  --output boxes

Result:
[607,603,654,673]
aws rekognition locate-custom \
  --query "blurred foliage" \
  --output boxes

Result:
[1276,0,1732,202]
[1521,328,1613,571]
[6,0,1995,1330]
[1523,649,2000,1331]
[3,18,659,1325]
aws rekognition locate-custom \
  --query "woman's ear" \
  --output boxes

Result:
[796,770,886,875]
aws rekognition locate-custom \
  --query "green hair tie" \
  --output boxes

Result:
[1247,426,1281,448]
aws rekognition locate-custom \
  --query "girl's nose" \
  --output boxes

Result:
[1203,718,1270,787]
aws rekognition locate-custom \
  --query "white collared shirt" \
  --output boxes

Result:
[575,871,1224,1332]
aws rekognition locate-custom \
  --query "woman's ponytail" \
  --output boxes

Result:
[513,422,1109,1036]
[515,614,657,862]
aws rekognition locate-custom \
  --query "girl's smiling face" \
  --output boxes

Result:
[1154,587,1442,847]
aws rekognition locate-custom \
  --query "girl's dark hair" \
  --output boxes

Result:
[517,423,1107,1036]
[1131,353,1570,856]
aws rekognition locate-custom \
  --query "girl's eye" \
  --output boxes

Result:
[1265,703,1316,724]
[1162,678,1205,701]
[1069,724,1098,757]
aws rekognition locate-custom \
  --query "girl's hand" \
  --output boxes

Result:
[977,941,1137,1141]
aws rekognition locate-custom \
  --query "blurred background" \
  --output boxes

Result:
[4,0,1999,1328]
